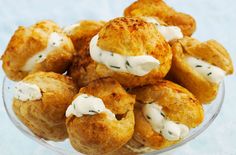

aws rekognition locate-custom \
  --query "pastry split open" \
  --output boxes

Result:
[1,20,75,81]
[69,17,172,88]
[68,20,106,87]
[110,80,204,154]
[169,37,233,103]
[124,0,196,36]
[12,72,78,141]
[66,78,135,155]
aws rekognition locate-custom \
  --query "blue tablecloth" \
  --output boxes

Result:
[0,0,235,154]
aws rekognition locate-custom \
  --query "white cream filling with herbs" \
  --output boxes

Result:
[22,32,65,72]
[66,94,115,119]
[63,23,80,35]
[14,82,42,101]
[89,35,160,76]
[143,17,183,42]
[185,56,226,84]
[143,103,189,141]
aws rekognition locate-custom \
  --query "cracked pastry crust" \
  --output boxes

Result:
[66,78,135,155]
[1,20,75,81]
[127,80,204,150]
[68,20,105,87]
[13,72,78,141]
[124,0,196,36]
[169,37,233,103]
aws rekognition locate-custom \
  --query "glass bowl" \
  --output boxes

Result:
[2,77,224,155]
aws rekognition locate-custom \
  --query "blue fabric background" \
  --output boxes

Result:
[0,0,235,154]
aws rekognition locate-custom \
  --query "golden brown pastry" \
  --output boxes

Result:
[169,37,233,103]
[66,78,135,155]
[67,20,105,87]
[124,0,196,36]
[117,80,203,153]
[69,17,172,88]
[13,72,78,141]
[138,16,184,42]
[1,20,75,81]
[64,20,105,52]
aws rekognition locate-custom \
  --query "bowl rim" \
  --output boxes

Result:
[2,76,225,155]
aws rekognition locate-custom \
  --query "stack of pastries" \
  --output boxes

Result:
[1,0,233,154]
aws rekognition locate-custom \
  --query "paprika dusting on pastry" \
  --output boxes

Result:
[90,34,160,76]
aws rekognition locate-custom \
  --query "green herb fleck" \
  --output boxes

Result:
[73,104,76,109]
[111,53,114,56]
[148,101,154,104]
[125,60,132,68]
[38,55,42,58]
[195,65,202,68]
[168,131,173,135]
[207,72,212,76]
[89,110,98,114]
[110,65,120,69]
[161,112,165,118]
[146,115,151,120]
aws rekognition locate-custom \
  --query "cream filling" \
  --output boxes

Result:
[89,35,160,76]
[66,94,115,120]
[63,23,80,35]
[143,103,189,141]
[22,32,65,72]
[14,82,42,101]
[185,56,226,84]
[143,17,183,42]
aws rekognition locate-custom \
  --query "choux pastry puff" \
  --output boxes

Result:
[67,20,106,87]
[169,37,233,103]
[110,80,204,154]
[124,0,196,36]
[66,78,135,155]
[1,20,75,81]
[13,72,78,141]
[70,17,172,88]
[63,20,105,52]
